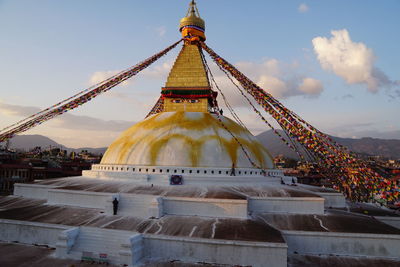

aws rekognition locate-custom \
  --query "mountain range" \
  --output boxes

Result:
[256,130,400,159]
[3,135,107,155]
[2,132,400,159]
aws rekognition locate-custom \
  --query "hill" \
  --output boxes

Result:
[2,135,106,155]
[256,130,400,159]
[5,135,66,151]
[2,133,400,159]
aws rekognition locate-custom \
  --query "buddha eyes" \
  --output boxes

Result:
[171,99,199,103]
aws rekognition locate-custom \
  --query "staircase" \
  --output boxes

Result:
[56,226,143,266]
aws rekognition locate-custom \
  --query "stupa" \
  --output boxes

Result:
[0,1,399,266]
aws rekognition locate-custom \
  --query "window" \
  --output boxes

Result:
[197,170,200,174]
[218,171,222,174]
[167,169,170,173]
[211,170,214,174]
[182,170,185,173]
[152,169,155,172]
[174,170,177,173]
[204,170,207,174]
[189,170,192,174]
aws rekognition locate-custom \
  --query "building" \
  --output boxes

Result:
[0,1,399,266]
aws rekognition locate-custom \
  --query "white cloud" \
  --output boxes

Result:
[257,75,289,98]
[298,3,309,13]
[312,29,397,92]
[229,59,324,100]
[141,61,173,79]
[207,58,324,116]
[0,102,40,117]
[156,26,166,37]
[0,102,139,148]
[0,102,134,133]
[298,78,323,96]
[88,59,173,88]
[89,70,131,87]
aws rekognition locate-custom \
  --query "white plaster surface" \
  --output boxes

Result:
[106,194,159,218]
[0,219,69,246]
[375,216,400,229]
[144,234,287,267]
[47,189,111,209]
[249,197,324,214]
[162,197,248,218]
[283,230,400,258]
[14,183,58,200]
[317,192,346,208]
[83,169,285,186]
[56,227,80,256]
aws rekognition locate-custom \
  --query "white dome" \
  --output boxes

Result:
[101,112,274,169]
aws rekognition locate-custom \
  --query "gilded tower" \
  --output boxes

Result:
[162,0,216,113]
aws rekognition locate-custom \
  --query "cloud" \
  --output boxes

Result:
[341,94,354,100]
[298,78,323,96]
[0,102,41,117]
[206,58,323,110]
[257,75,289,98]
[298,3,309,13]
[0,102,134,133]
[155,26,166,37]
[88,70,132,87]
[312,29,398,92]
[141,61,173,79]
[327,121,400,140]
[234,59,324,99]
[88,59,173,88]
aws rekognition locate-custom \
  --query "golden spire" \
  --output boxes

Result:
[161,44,212,112]
[160,0,215,113]
[179,0,206,41]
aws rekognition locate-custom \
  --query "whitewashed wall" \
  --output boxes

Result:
[249,197,324,214]
[0,219,69,246]
[162,197,248,218]
[47,189,111,209]
[283,230,400,258]
[14,183,58,200]
[317,192,346,208]
[144,235,287,267]
[375,216,400,229]
[106,194,160,218]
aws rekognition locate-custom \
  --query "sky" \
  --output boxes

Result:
[0,0,399,148]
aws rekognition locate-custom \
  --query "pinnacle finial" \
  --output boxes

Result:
[180,0,206,41]
[184,0,202,20]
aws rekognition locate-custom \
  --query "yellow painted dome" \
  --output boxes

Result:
[101,112,274,169]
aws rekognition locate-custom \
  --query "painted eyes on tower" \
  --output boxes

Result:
[171,99,199,103]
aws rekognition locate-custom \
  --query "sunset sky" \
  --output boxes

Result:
[0,0,399,148]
